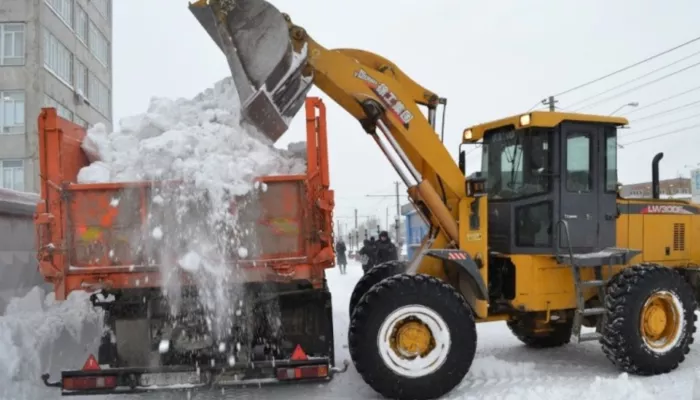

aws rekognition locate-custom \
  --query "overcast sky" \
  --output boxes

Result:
[112,0,700,231]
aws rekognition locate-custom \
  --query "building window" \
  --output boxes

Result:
[45,0,73,29]
[88,73,110,117]
[74,115,88,128]
[0,160,25,192]
[0,23,25,66]
[75,59,87,96]
[88,21,109,67]
[0,91,25,134]
[44,29,73,86]
[75,5,88,43]
[44,95,73,121]
[92,0,110,20]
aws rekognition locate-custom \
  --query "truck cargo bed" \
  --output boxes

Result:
[36,97,334,298]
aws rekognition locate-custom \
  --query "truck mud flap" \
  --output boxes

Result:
[43,357,349,396]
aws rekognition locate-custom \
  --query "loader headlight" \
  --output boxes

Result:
[463,129,473,141]
[519,114,531,126]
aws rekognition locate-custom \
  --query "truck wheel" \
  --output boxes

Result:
[601,264,697,375]
[349,274,476,400]
[348,260,405,317]
[506,319,572,348]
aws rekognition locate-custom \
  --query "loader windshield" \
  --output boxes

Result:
[481,127,552,200]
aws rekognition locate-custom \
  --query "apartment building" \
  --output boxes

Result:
[0,0,113,193]
[620,177,691,198]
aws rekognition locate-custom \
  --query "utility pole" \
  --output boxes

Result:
[354,209,359,250]
[386,207,389,231]
[543,96,558,111]
[364,184,409,242]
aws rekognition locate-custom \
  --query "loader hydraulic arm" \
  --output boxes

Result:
[286,21,466,244]
[189,2,491,303]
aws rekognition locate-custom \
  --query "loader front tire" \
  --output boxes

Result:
[348,260,405,317]
[349,274,476,400]
[601,264,697,375]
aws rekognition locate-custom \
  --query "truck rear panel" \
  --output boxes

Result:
[36,97,335,299]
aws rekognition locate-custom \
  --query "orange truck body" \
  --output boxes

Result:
[35,97,335,300]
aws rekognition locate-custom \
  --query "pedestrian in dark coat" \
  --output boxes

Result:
[375,230,398,265]
[359,238,377,274]
[336,239,347,274]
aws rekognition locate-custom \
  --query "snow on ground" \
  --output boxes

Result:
[0,287,104,400]
[3,262,700,399]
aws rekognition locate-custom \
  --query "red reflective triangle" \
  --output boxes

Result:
[290,344,308,361]
[82,354,100,371]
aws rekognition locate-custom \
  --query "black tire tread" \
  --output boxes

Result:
[348,260,405,317]
[348,274,476,400]
[601,263,697,375]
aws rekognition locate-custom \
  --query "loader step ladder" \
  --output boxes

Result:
[554,220,639,343]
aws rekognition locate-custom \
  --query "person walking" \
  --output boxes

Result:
[336,239,347,274]
[375,230,398,265]
[359,238,377,274]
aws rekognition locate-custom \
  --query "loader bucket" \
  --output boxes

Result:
[189,0,313,142]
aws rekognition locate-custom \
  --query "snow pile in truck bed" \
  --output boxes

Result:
[0,287,104,399]
[77,77,305,190]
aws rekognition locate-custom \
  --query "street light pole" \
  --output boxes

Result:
[609,101,639,115]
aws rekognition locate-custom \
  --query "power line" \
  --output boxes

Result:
[621,112,700,137]
[566,49,700,109]
[572,59,700,112]
[551,34,700,98]
[620,122,700,147]
[631,99,700,122]
[626,84,700,115]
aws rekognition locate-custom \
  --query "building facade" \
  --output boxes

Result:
[401,203,428,260]
[620,177,691,199]
[0,0,112,193]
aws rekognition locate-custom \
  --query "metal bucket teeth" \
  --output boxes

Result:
[189,0,313,142]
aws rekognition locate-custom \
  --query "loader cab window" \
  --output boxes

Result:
[566,133,592,192]
[605,130,618,192]
[482,127,552,200]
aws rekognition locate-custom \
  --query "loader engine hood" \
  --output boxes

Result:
[189,0,313,142]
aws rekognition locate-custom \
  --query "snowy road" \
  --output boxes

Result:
[4,261,700,399]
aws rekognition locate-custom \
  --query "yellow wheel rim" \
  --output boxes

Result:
[640,291,682,352]
[390,319,435,358]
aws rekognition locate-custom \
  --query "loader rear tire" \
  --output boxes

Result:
[507,319,572,348]
[348,260,405,317]
[601,264,697,375]
[349,274,476,400]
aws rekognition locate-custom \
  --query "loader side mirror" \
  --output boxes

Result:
[459,149,466,175]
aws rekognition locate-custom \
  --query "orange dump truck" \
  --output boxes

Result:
[37,97,346,395]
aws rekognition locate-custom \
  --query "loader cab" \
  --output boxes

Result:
[461,112,628,255]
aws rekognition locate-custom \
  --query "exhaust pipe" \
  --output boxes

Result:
[652,152,663,199]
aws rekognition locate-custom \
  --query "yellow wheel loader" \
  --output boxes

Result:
[190,1,699,399]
